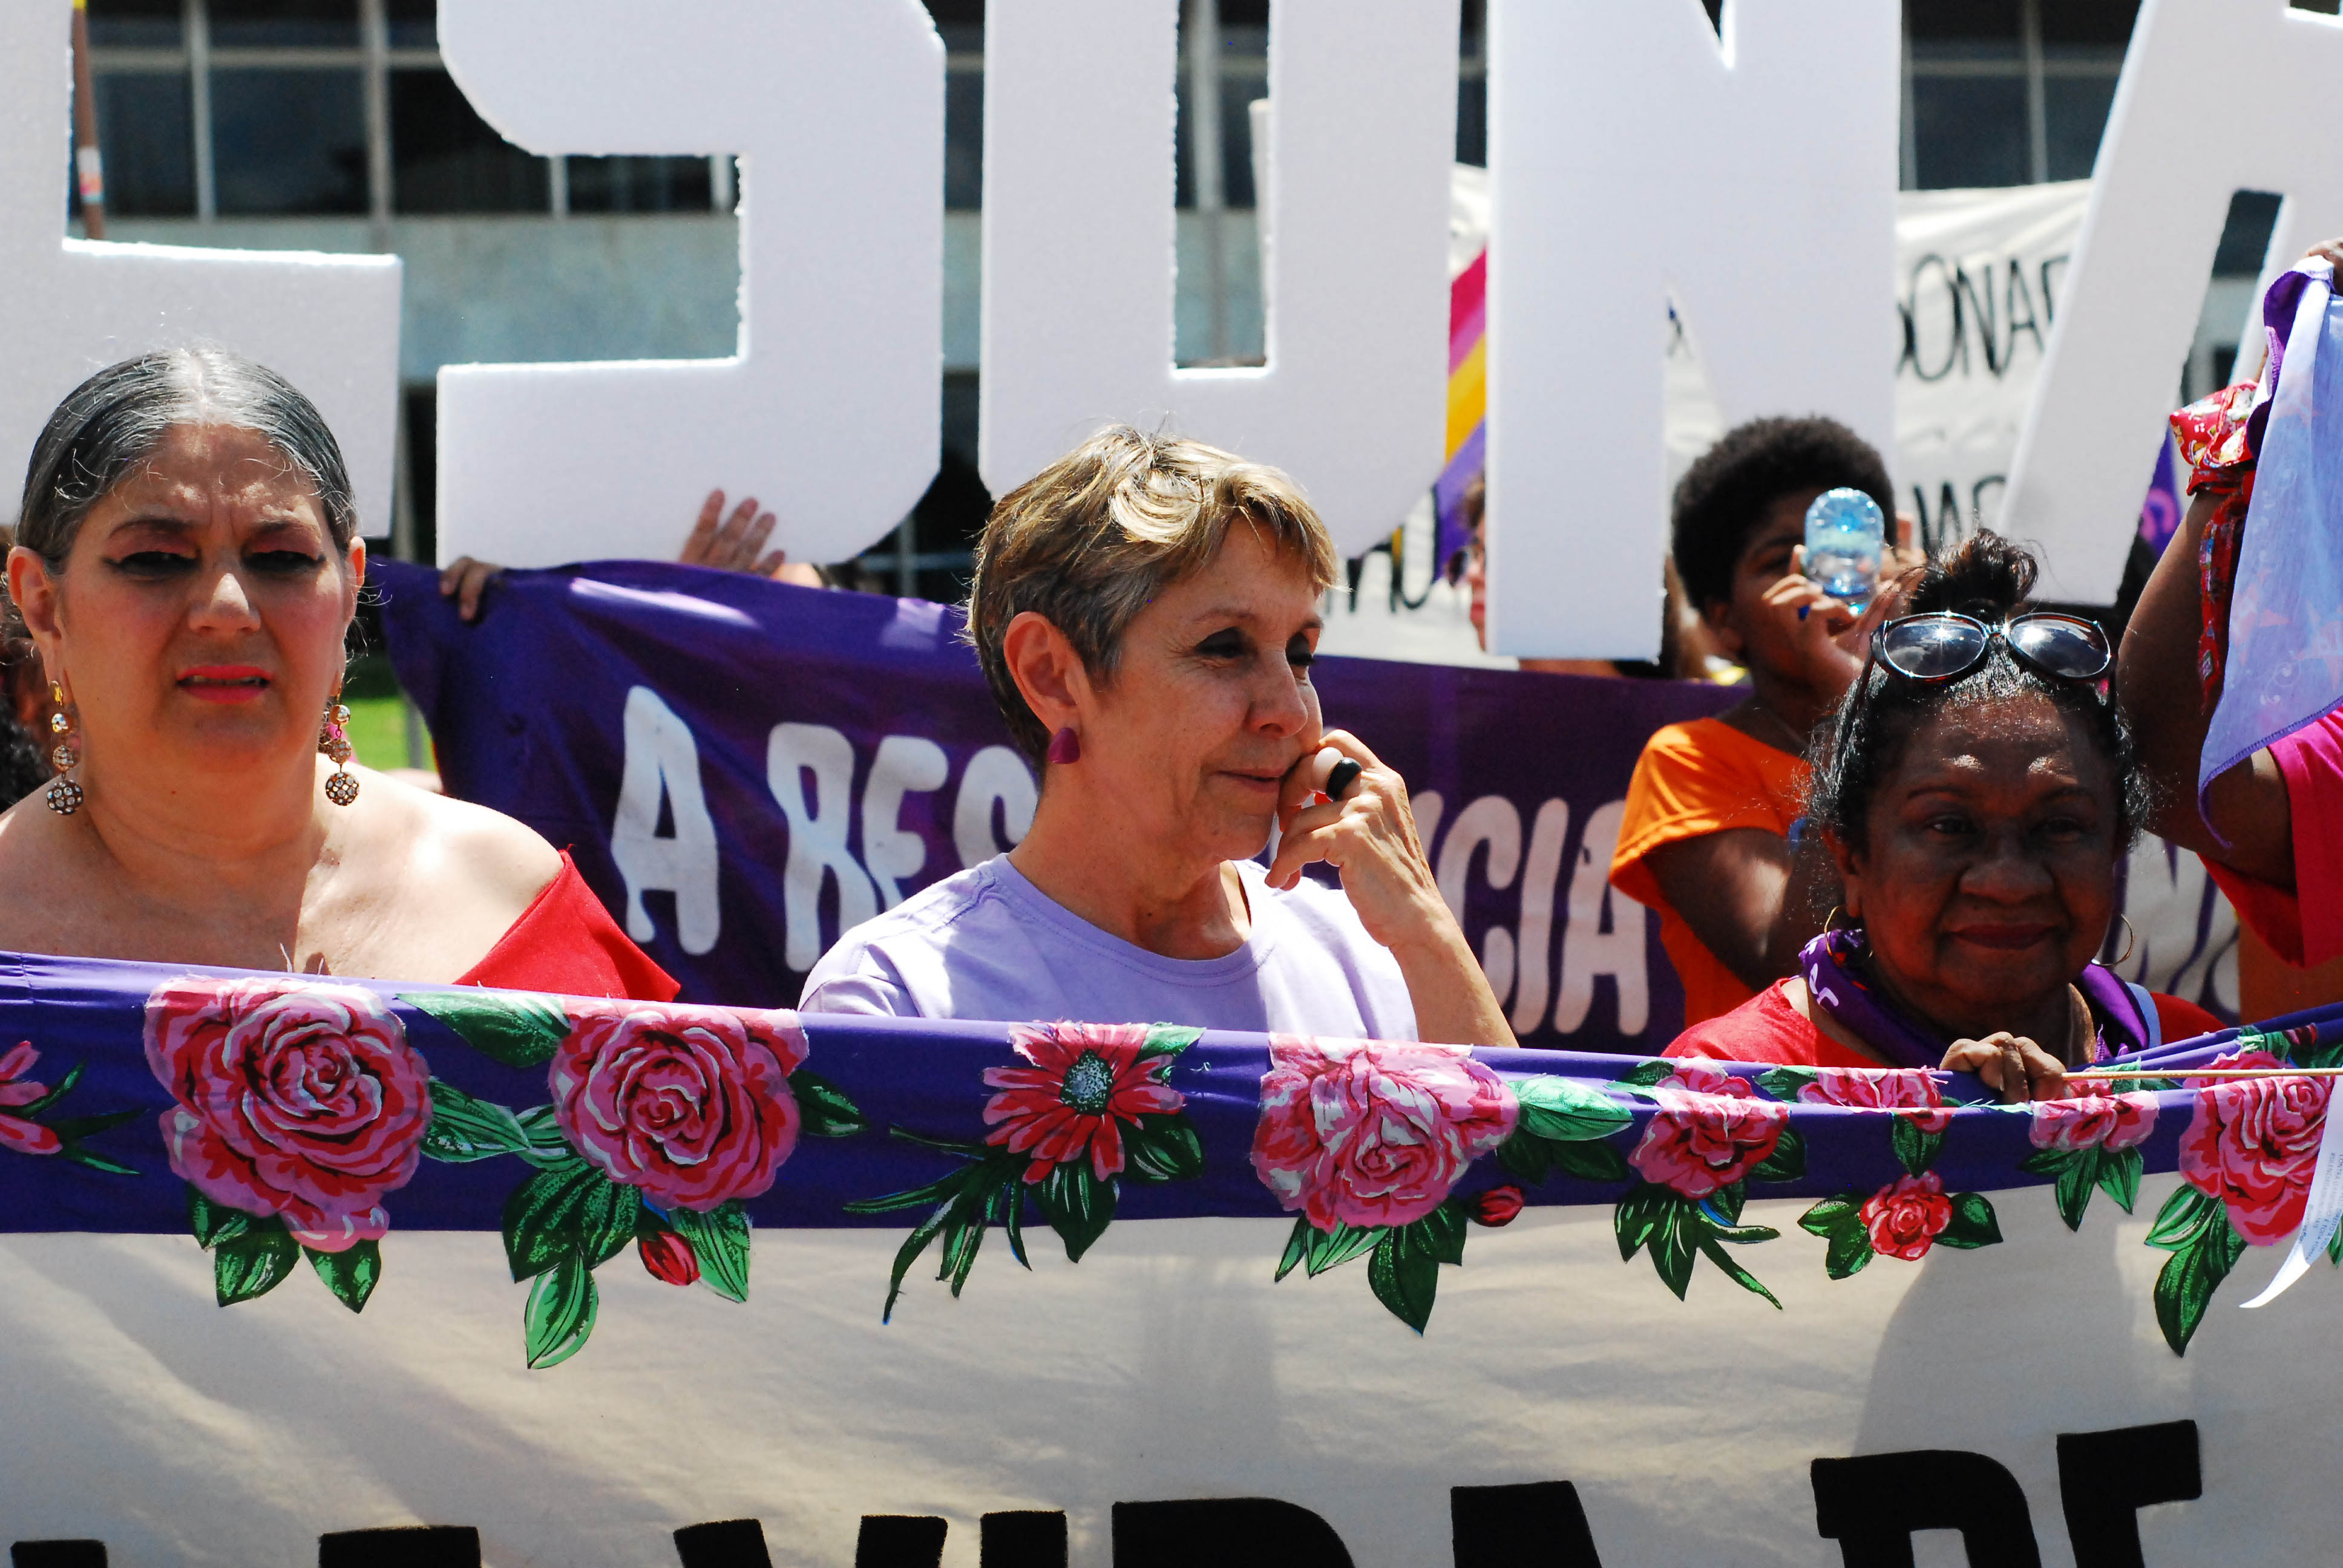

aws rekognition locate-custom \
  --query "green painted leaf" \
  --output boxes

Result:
[1121,1112,1206,1183]
[187,1184,254,1249]
[881,1204,955,1323]
[502,1160,635,1281]
[1615,1183,1697,1298]
[1138,1024,1204,1060]
[399,989,572,1068]
[1494,1132,1555,1183]
[1417,1203,1469,1266]
[2330,1217,2343,1267]
[1614,1059,1674,1089]
[1824,1221,1874,1281]
[306,1240,381,1313]
[670,1203,750,1303]
[1367,1225,1440,1333]
[1512,1076,1634,1142]
[1936,1191,2002,1249]
[1549,1138,1631,1183]
[421,1079,531,1163]
[1749,1126,1806,1184]
[1755,1066,1818,1103]
[845,1165,987,1215]
[1306,1221,1386,1276]
[1797,1195,1860,1238]
[1034,1161,1116,1263]
[213,1218,298,1306]
[2019,1146,2078,1180]
[2149,1194,2247,1354]
[2283,1025,2343,1071]
[523,1253,598,1370]
[939,1201,988,1296]
[1707,1220,1780,1245]
[1889,1117,1942,1178]
[2145,1183,2225,1250]
[790,1071,869,1140]
[2051,1153,2097,1233]
[1699,1236,1781,1308]
[1274,1215,1313,1282]
[42,1108,145,1144]
[12,1059,84,1120]
[1001,1177,1031,1269]
[54,1145,140,1176]
[2096,1148,2141,1215]
[1706,1181,1748,1226]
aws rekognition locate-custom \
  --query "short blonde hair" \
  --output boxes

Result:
[965,425,1338,762]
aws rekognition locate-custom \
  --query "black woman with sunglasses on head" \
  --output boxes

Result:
[1666,533,2221,1100]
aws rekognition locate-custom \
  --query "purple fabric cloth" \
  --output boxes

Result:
[1797,927,2152,1068]
[803,855,1418,1040]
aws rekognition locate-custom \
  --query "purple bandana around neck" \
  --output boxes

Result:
[1797,927,2151,1070]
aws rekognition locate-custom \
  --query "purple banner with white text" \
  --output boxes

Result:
[373,559,1737,1050]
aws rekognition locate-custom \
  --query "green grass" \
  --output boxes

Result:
[342,655,431,771]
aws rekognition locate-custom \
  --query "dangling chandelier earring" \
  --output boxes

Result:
[44,682,82,815]
[320,692,359,806]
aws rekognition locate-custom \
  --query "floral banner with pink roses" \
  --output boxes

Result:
[1,947,2339,1367]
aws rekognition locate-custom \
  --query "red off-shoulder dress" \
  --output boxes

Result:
[455,852,680,1002]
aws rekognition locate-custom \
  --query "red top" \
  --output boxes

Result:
[456,853,680,1002]
[2199,706,2343,968]
[1665,980,2226,1067]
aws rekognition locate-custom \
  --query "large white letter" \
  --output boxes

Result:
[766,723,879,971]
[0,9,398,538]
[1509,800,1571,1036]
[433,0,942,567]
[862,735,950,910]
[610,687,722,955]
[1486,0,1898,655]
[2001,0,2343,600]
[1435,794,1524,1007]
[980,0,1455,552]
[952,745,1039,870]
[1553,801,1648,1036]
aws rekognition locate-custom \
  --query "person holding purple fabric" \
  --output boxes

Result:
[1666,534,2219,1098]
[802,425,1516,1047]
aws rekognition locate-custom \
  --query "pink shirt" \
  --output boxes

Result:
[2203,707,2343,967]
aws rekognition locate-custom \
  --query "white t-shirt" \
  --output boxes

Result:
[801,856,1417,1039]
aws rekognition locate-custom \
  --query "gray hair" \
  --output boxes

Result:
[15,347,359,572]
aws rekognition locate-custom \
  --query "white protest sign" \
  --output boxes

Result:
[1484,0,1899,658]
[2003,0,2343,601]
[0,1180,2321,1565]
[978,0,1455,555]
[0,9,399,537]
[433,0,943,569]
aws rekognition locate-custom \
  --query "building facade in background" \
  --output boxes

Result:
[76,0,2273,595]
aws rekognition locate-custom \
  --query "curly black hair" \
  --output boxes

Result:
[1805,531,2149,854]
[1670,416,1895,613]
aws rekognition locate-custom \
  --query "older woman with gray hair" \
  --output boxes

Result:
[804,426,1514,1046]
[0,348,674,997]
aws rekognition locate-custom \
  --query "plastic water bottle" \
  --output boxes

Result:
[1803,488,1885,613]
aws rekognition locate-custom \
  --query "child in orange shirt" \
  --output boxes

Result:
[1610,417,1911,1025]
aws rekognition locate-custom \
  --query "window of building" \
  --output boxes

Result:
[1902,0,2135,189]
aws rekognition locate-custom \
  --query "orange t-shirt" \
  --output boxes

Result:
[1609,716,1808,1028]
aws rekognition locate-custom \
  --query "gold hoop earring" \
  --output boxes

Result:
[2110,914,2135,967]
[320,692,359,806]
[43,681,82,815]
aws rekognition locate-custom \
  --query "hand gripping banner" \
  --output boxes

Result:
[2,949,2338,1563]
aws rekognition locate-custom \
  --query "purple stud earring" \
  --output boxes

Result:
[1046,727,1081,765]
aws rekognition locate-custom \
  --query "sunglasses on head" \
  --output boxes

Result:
[1870,611,2111,684]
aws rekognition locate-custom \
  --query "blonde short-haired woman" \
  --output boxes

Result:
[804,426,1513,1045]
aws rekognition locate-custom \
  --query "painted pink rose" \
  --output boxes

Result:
[0,1042,61,1157]
[1861,1171,1953,1261]
[1628,1062,1788,1200]
[1797,1067,1953,1133]
[2180,1048,2331,1245]
[550,1001,806,1212]
[145,978,430,1252]
[2030,1091,2158,1152]
[637,1229,700,1287]
[1252,1036,1518,1231]
[983,1022,1185,1183]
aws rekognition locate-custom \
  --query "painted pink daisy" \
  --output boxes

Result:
[983,1023,1185,1183]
